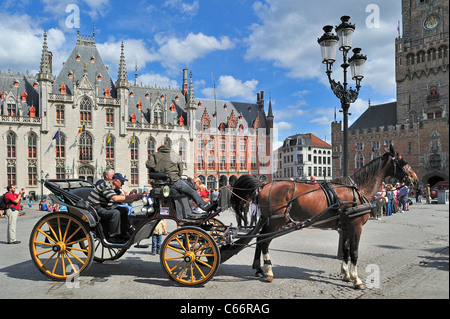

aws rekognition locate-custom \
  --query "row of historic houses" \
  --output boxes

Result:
[0,32,274,196]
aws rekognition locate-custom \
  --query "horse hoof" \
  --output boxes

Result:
[255,271,264,278]
[265,275,274,283]
[354,282,366,290]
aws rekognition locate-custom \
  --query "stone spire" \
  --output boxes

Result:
[188,71,195,105]
[116,41,129,88]
[267,96,274,118]
[36,31,54,83]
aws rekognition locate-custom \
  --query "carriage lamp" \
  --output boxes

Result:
[317,15,367,178]
[163,185,170,197]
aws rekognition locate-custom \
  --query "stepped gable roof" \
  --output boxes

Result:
[0,71,39,116]
[52,34,115,97]
[349,102,397,133]
[194,99,266,132]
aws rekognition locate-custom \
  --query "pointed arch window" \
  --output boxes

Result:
[130,137,139,161]
[28,133,38,159]
[164,137,172,148]
[79,131,93,161]
[106,134,115,159]
[7,132,16,158]
[80,98,92,125]
[179,138,187,164]
[55,133,66,158]
[147,137,156,159]
[56,105,65,124]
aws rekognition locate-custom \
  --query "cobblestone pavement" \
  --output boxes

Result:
[0,201,448,302]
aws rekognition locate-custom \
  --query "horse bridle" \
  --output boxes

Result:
[391,155,413,185]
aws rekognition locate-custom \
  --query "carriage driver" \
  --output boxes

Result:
[87,173,143,244]
[146,145,214,212]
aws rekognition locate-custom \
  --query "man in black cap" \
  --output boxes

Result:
[87,172,142,243]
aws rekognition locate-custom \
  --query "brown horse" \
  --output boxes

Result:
[231,146,418,289]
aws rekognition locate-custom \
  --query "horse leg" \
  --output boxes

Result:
[252,242,264,277]
[261,240,274,282]
[340,227,353,282]
[349,226,365,289]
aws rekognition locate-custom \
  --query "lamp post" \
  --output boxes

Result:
[318,16,367,177]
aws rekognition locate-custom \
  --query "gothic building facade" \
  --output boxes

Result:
[332,0,449,186]
[0,32,273,195]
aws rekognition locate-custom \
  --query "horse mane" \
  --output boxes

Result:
[332,152,389,187]
[230,175,263,214]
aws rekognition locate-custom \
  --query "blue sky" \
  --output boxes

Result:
[0,0,401,148]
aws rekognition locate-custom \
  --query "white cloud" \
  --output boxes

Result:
[201,75,258,101]
[97,39,157,73]
[274,121,292,131]
[155,32,235,72]
[310,116,331,125]
[0,14,70,76]
[245,0,400,96]
[137,73,179,89]
[164,0,199,17]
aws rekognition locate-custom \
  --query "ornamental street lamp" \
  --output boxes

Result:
[318,16,367,177]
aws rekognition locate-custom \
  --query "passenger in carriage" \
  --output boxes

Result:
[146,145,214,212]
[95,168,115,186]
[87,173,143,244]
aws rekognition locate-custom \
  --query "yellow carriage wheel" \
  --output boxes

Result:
[160,226,220,286]
[29,212,94,281]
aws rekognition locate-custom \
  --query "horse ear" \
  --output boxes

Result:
[389,144,395,155]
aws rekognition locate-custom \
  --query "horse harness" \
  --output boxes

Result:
[266,179,371,229]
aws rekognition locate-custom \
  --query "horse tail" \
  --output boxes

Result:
[230,175,263,220]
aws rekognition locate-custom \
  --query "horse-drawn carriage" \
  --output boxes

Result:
[29,147,418,288]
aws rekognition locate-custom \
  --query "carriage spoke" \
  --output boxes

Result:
[168,244,185,255]
[51,253,61,275]
[165,256,184,260]
[175,237,187,252]
[36,248,54,256]
[38,228,57,244]
[62,219,72,242]
[170,260,185,272]
[193,260,206,278]
[42,251,58,268]
[194,258,213,269]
